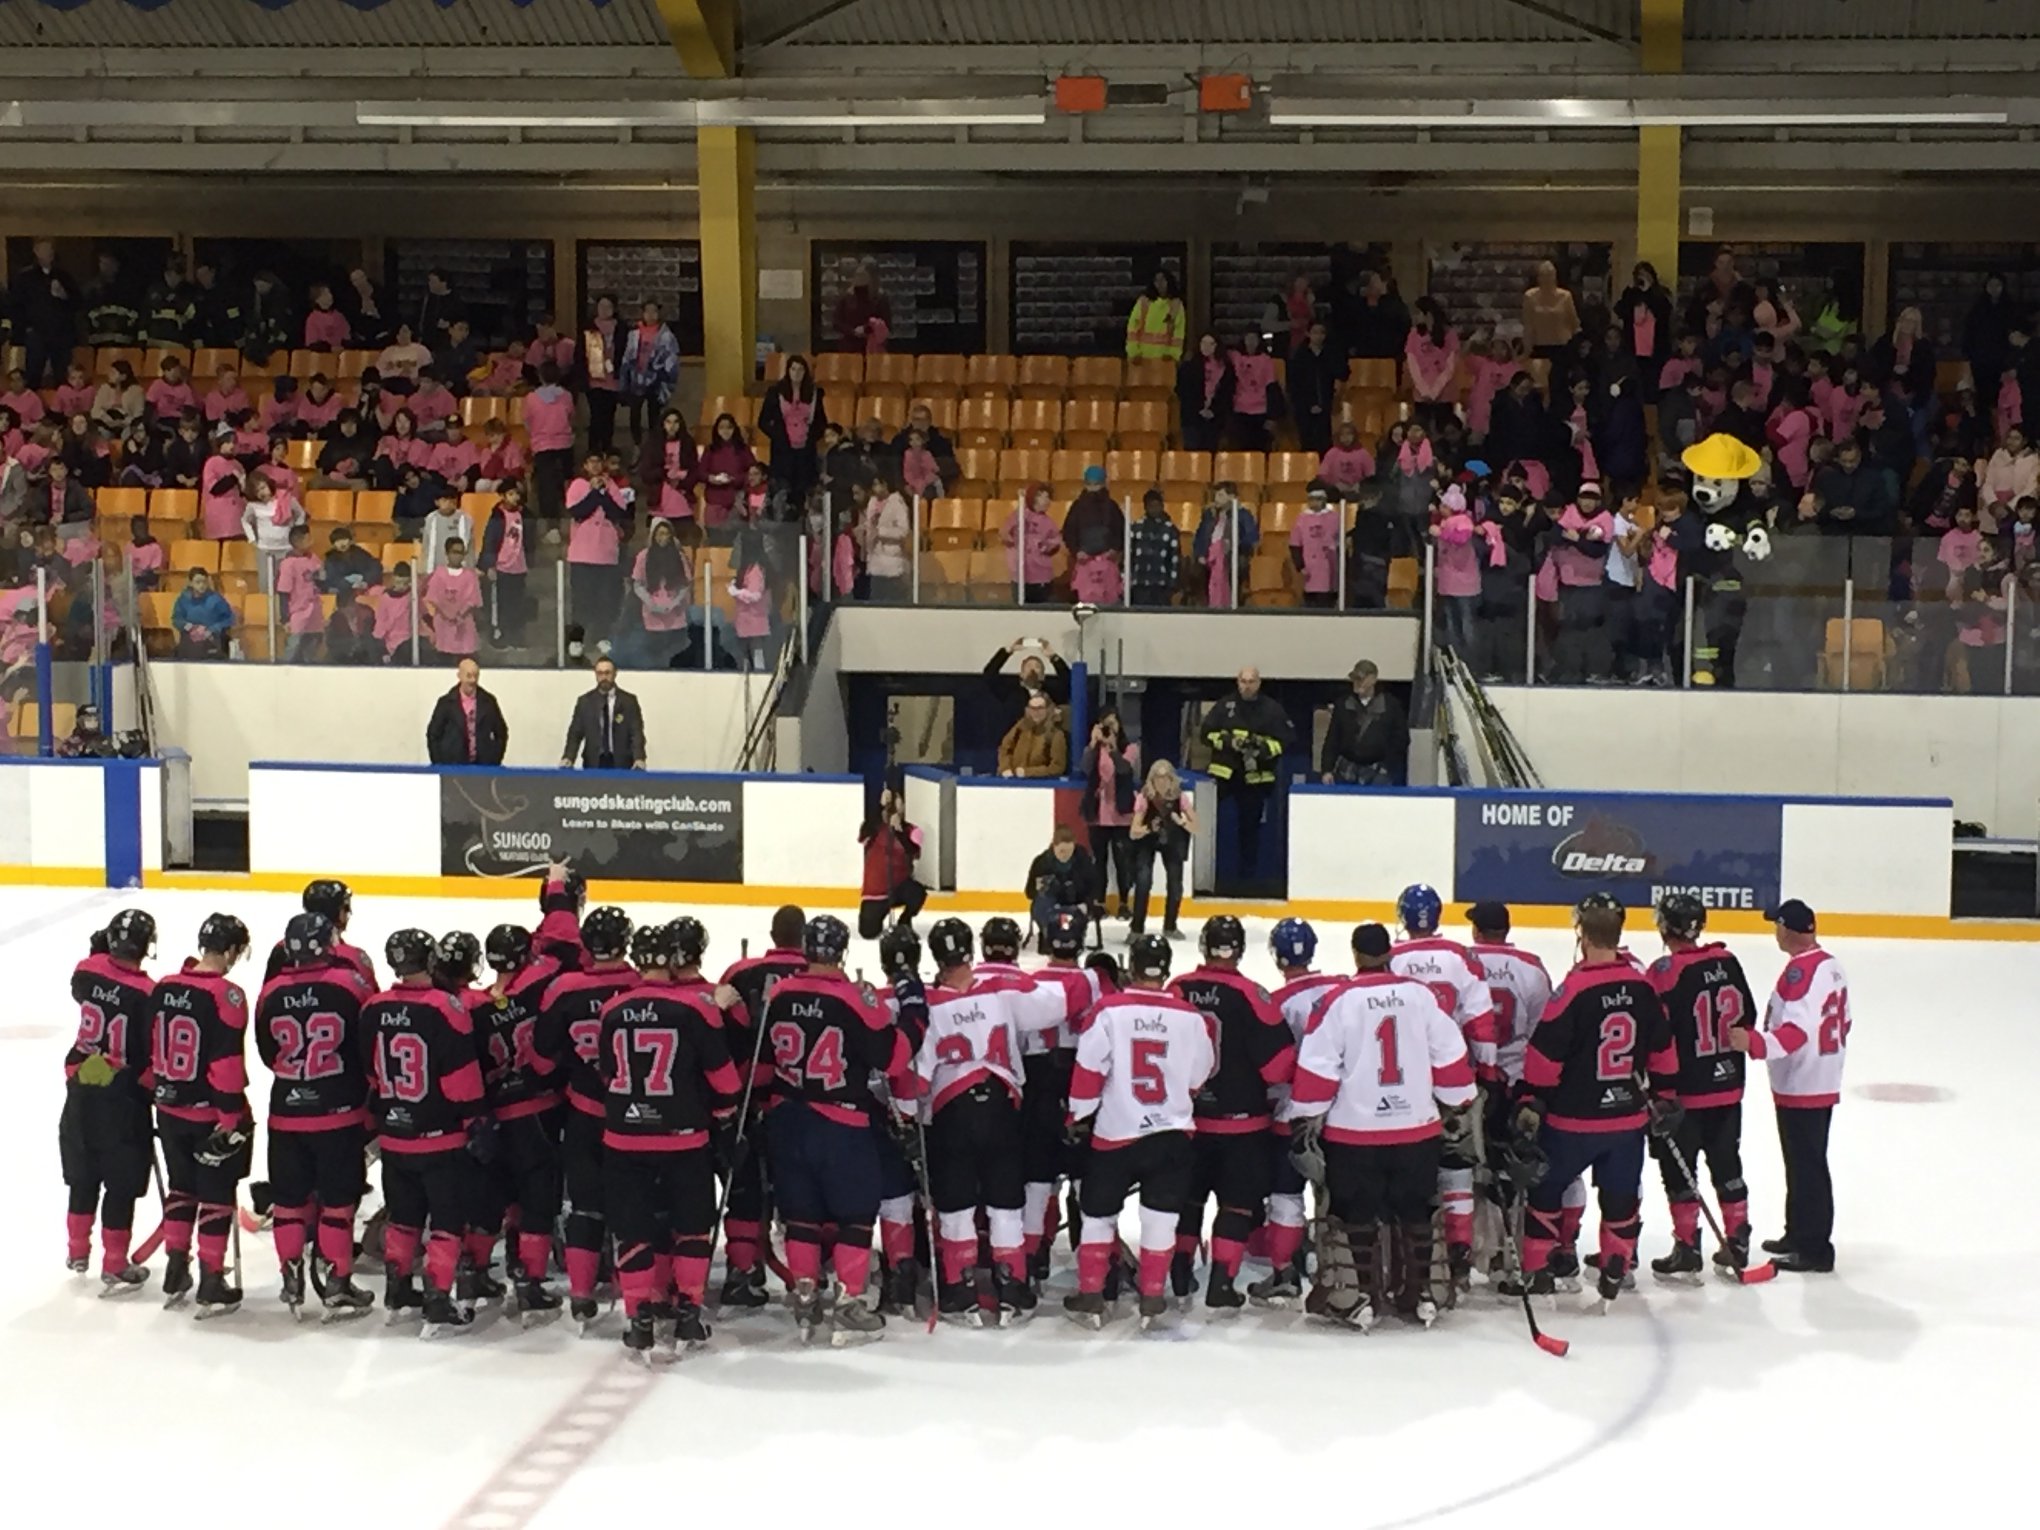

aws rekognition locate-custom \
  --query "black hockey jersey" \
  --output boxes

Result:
[1522,959,1676,1130]
[760,970,910,1122]
[360,981,484,1147]
[532,963,638,1116]
[255,959,373,1128]
[1647,942,1756,1107]
[148,969,251,1127]
[468,956,564,1117]
[719,946,807,1099]
[263,936,377,990]
[1167,966,1296,1129]
[66,954,155,1111]
[597,981,743,1147]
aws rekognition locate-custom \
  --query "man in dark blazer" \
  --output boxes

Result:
[561,657,646,770]
[426,657,509,765]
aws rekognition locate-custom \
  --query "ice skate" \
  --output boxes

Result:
[99,1262,151,1297]
[279,1257,306,1318]
[993,1265,1037,1326]
[384,1272,424,1323]
[829,1296,886,1347]
[1062,1289,1108,1329]
[1169,1249,1196,1307]
[321,1274,375,1321]
[718,1265,769,1311]
[938,1272,985,1327]
[1594,1255,1631,1312]
[1246,1266,1301,1308]
[1712,1228,1753,1278]
[1652,1241,1705,1285]
[671,1297,712,1350]
[419,1289,474,1339]
[1547,1247,1583,1293]
[1203,1267,1245,1313]
[1584,1251,1637,1291]
[161,1250,194,1308]
[879,1258,919,1317]
[1137,1292,1172,1331]
[791,1279,826,1344]
[66,1255,89,1275]
[515,1278,562,1325]
[193,1266,242,1320]
[623,1312,657,1364]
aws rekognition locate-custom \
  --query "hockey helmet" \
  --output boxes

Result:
[197,912,251,959]
[1128,932,1173,983]
[581,906,633,961]
[879,922,923,978]
[283,912,336,968]
[435,931,482,986]
[1269,917,1317,968]
[665,916,709,970]
[385,928,437,978]
[631,922,680,972]
[302,878,353,925]
[484,923,533,973]
[1655,892,1707,942]
[927,917,974,970]
[803,913,851,965]
[980,916,1023,962]
[1396,884,1443,936]
[104,908,157,963]
[1199,915,1245,962]
[1044,908,1088,958]
[88,927,110,957]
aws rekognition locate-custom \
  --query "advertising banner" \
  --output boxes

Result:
[1453,793,1780,912]
[440,771,742,882]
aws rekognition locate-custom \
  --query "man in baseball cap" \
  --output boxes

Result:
[1763,899,1817,938]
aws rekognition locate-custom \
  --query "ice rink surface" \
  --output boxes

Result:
[2,882,2032,1527]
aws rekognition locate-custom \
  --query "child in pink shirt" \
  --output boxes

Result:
[203,368,251,425]
[628,518,694,666]
[146,363,196,426]
[0,369,46,427]
[425,536,483,659]
[201,452,246,540]
[1939,503,1985,596]
[373,410,431,488]
[1657,333,1702,395]
[53,363,95,419]
[478,485,530,646]
[475,345,526,397]
[429,420,482,491]
[476,419,527,492]
[373,562,419,662]
[302,284,351,350]
[273,524,325,661]
[1317,421,1376,496]
[1228,333,1278,448]
[899,428,942,500]
[256,435,302,499]
[1002,484,1064,603]
[567,453,632,643]
[1287,484,1342,606]
[728,527,774,670]
[1824,365,1865,439]
[258,377,298,437]
[408,373,458,437]
[126,517,167,590]
[295,376,344,435]
[1462,341,1516,441]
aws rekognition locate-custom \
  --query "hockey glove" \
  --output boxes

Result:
[1438,1101,1478,1169]
[1510,1098,1545,1145]
[1288,1114,1327,1184]
[710,1112,740,1174]
[1646,1094,1685,1141]
[1064,1113,1095,1151]
[195,1124,251,1168]
[1500,1135,1548,1193]
[465,1113,500,1165]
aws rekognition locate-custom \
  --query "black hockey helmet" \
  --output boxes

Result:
[539,866,587,915]
[631,922,680,972]
[1044,908,1087,958]
[980,916,1023,962]
[665,915,709,970]
[302,879,352,925]
[485,923,533,973]
[928,917,974,970]
[386,928,437,978]
[283,912,336,968]
[1199,915,1245,961]
[104,908,156,963]
[1575,891,1625,921]
[879,922,922,978]
[803,913,851,965]
[1655,892,1707,942]
[1086,949,1123,990]
[435,931,482,986]
[1128,931,1173,983]
[581,906,633,961]
[197,912,251,958]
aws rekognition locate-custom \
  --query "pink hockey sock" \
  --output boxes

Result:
[991,1244,1026,1282]
[880,1216,916,1266]
[1076,1243,1111,1294]
[66,1212,92,1262]
[1670,1200,1702,1244]
[563,1246,601,1298]
[674,1256,710,1303]
[785,1240,823,1284]
[724,1218,762,1273]
[1266,1222,1305,1269]
[196,1228,230,1275]
[1137,1247,1170,1298]
[1721,1198,1750,1237]
[1174,1232,1199,1258]
[1557,1204,1584,1250]
[383,1224,421,1278]
[424,1230,460,1294]
[1246,1224,1271,1261]
[650,1251,674,1303]
[517,1232,552,1281]
[1210,1236,1246,1278]
[318,1206,356,1278]
[271,1205,311,1265]
[101,1226,132,1275]
[938,1237,975,1284]
[831,1242,873,1298]
[463,1230,497,1270]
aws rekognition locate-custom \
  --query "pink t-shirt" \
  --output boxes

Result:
[128,541,167,581]
[1288,506,1341,593]
[459,690,478,756]
[425,565,481,655]
[1631,307,1657,359]
[1318,445,1375,489]
[203,387,251,423]
[632,546,691,632]
[730,562,771,639]
[373,585,415,655]
[297,392,344,430]
[658,441,693,520]
[408,386,456,431]
[146,380,196,419]
[1433,509,1482,598]
[274,552,324,635]
[780,396,814,450]
[1092,743,1138,828]
[54,384,95,416]
[0,389,45,425]
[201,456,245,540]
[1551,504,1614,588]
[1003,507,1062,584]
[521,386,575,453]
[429,440,480,484]
[1404,330,1460,402]
[566,481,623,566]
[304,308,350,350]
[488,506,528,576]
[1231,352,1275,415]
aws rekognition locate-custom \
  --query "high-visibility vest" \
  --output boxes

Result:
[1125,295,1186,361]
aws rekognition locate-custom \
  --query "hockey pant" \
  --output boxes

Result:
[927,1085,1026,1284]
[1525,1126,1645,1277]
[380,1143,476,1296]
[770,1102,881,1298]
[1177,1127,1274,1280]
[1324,1137,1442,1310]
[267,1121,368,1278]
[59,1090,151,1274]
[723,1108,772,1277]
[1020,1051,1073,1260]
[1655,1101,1747,1246]
[1076,1131,1193,1298]
[157,1111,250,1275]
[604,1144,716,1314]
[478,1108,562,1282]
[561,1106,607,1299]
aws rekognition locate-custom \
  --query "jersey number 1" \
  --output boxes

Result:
[1375,1016,1403,1087]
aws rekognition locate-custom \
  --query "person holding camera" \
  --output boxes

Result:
[857,785,926,939]
[1024,825,1097,951]
[1128,760,1196,940]
[1078,706,1141,918]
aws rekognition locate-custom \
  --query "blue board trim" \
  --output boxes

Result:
[102,761,142,889]
[1287,783,1954,810]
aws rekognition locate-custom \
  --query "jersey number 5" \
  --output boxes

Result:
[1130,1037,1170,1104]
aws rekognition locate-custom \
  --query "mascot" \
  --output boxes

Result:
[1679,433,1773,685]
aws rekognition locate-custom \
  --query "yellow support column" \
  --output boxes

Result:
[698,125,757,399]
[1636,0,1684,280]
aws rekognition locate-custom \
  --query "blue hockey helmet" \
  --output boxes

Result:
[1396,884,1443,937]
[1269,917,1317,968]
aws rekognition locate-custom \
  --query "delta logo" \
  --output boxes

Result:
[1550,817,1657,879]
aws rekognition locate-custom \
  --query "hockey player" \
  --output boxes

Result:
[361,930,488,1337]
[263,879,376,987]
[472,924,566,1320]
[873,921,929,1313]
[1511,894,1679,1307]
[532,906,638,1324]
[914,918,1065,1325]
[1027,909,1104,1280]
[1288,923,1476,1330]
[150,913,254,1316]
[975,915,1069,1284]
[431,930,510,1301]
[600,922,744,1360]
[61,911,157,1290]
[534,864,588,971]
[1645,893,1758,1280]
[1251,917,1339,1306]
[760,914,913,1345]
[714,905,807,1309]
[253,912,376,1318]
[1064,932,1216,1329]
[1167,915,1295,1310]
[1732,899,1849,1274]
[1390,884,1495,1284]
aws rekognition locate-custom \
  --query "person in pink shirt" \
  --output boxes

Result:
[302,283,350,351]
[145,361,197,429]
[125,516,167,591]
[1765,380,1820,492]
[257,376,299,437]
[1430,482,1482,657]
[623,515,692,667]
[372,561,422,664]
[477,484,530,647]
[831,501,859,599]
[1287,482,1342,607]
[1939,502,1986,596]
[526,315,577,383]
[1549,484,1615,682]
[567,452,632,643]
[474,345,526,397]
[256,434,302,499]
[475,418,527,493]
[52,363,94,420]
[272,523,325,662]
[1657,331,1703,397]
[1318,420,1377,499]
[0,368,46,428]
[1227,329,1278,450]
[203,366,250,425]
[200,450,246,541]
[424,535,483,660]
[294,375,343,436]
[695,413,755,528]
[1980,427,2040,518]
[372,409,430,489]
[898,427,942,501]
[1404,296,1461,433]
[407,370,457,437]
[637,408,700,527]
[428,419,482,491]
[1002,483,1064,604]
[1461,333,1518,443]
[2014,497,2039,574]
[856,476,914,602]
[1823,363,1866,440]
[521,360,576,524]
[728,524,775,669]
[1636,495,1683,684]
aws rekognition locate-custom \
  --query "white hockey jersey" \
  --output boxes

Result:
[974,960,1068,1056]
[912,976,1065,1114]
[1752,947,1850,1108]
[1467,941,1554,1087]
[1031,961,1103,1049]
[1270,971,1343,1122]
[1289,972,1476,1144]
[1069,989,1217,1147]
[1391,936,1497,1072]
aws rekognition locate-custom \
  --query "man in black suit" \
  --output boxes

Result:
[426,657,509,765]
[561,657,646,770]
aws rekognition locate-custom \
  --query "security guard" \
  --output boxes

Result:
[1199,665,1294,894]
[1124,269,1186,363]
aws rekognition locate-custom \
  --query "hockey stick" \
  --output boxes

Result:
[1496,1189,1570,1358]
[130,1141,172,1265]
[1654,1126,1776,1285]
[706,955,774,1313]
[908,1108,941,1334]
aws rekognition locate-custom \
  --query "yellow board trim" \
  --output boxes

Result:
[98,869,2040,944]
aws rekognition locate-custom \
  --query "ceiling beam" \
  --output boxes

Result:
[749,0,874,50]
[657,0,736,79]
[1494,1,1626,47]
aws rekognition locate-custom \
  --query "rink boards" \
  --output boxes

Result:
[0,757,1965,936]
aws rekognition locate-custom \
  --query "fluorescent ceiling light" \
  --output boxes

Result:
[355,103,695,128]
[694,99,1045,128]
[1267,97,2010,128]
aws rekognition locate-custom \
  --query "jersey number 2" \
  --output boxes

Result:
[772,1022,847,1091]
[1595,1012,1637,1082]
[271,1012,346,1081]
